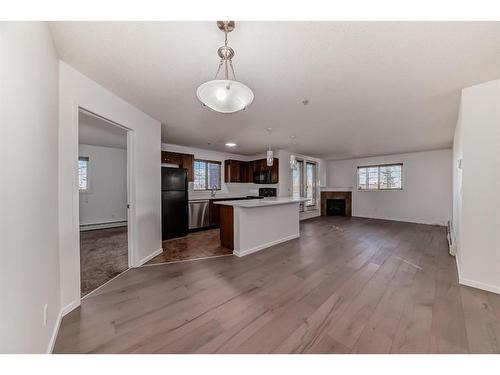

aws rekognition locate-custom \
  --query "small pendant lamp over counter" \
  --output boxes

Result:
[266,128,274,166]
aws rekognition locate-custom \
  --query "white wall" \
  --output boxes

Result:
[59,62,162,315]
[0,22,61,353]
[453,79,500,294]
[327,149,452,226]
[78,144,127,226]
[161,143,277,199]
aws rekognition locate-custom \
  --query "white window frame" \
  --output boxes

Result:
[357,163,403,191]
[78,156,90,193]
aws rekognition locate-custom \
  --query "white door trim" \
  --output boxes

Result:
[76,106,136,306]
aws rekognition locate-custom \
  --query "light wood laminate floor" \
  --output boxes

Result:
[54,217,500,353]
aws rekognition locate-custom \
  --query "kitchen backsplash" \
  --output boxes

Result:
[188,182,278,200]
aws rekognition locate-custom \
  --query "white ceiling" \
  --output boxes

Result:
[50,22,500,159]
[79,111,127,149]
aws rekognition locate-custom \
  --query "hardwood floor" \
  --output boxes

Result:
[54,216,500,353]
[146,228,232,265]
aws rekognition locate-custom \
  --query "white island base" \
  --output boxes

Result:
[214,198,309,257]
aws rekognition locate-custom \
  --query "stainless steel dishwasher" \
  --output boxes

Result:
[188,200,210,229]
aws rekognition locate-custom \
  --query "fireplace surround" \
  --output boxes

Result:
[320,191,352,217]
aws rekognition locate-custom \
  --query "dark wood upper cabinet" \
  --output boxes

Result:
[181,153,194,182]
[270,158,279,183]
[161,151,194,182]
[161,151,181,165]
[224,157,279,183]
[224,159,242,183]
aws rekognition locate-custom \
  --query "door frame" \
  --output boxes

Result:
[291,157,318,211]
[76,107,136,298]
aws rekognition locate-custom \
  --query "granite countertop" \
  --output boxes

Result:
[213,197,309,208]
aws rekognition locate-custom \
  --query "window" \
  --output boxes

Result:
[358,163,403,190]
[78,157,89,191]
[292,159,317,211]
[194,159,221,190]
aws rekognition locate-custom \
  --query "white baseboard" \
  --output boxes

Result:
[353,214,447,227]
[136,248,163,267]
[47,309,63,354]
[234,233,300,257]
[459,277,500,295]
[61,300,80,316]
[456,256,500,295]
[80,221,127,231]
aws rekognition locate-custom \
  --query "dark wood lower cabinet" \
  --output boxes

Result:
[209,200,221,227]
[219,205,234,250]
[209,197,247,227]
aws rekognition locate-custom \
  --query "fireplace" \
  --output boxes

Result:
[326,199,346,216]
[320,191,352,217]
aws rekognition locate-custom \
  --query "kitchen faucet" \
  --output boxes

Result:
[210,185,217,198]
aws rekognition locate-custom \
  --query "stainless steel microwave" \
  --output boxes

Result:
[253,170,272,184]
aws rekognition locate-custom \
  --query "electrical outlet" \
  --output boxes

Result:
[42,304,48,327]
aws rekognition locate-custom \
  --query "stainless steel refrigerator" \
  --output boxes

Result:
[161,167,188,240]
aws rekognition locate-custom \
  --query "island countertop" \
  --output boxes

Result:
[214,197,309,208]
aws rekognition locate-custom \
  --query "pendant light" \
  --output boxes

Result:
[266,128,274,167]
[196,21,254,114]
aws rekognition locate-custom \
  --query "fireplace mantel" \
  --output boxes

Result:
[320,191,352,217]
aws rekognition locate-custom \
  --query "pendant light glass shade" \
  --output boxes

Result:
[197,21,253,114]
[267,149,274,166]
[197,80,254,114]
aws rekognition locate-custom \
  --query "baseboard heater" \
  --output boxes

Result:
[447,220,456,256]
[80,220,127,231]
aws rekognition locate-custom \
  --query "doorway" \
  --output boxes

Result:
[78,109,130,297]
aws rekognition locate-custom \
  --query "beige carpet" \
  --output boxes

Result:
[80,226,128,296]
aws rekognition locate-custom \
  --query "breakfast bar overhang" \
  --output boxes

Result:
[214,197,309,257]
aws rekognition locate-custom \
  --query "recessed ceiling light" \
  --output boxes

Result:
[225,142,237,147]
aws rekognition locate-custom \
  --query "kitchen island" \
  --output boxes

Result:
[214,197,309,257]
